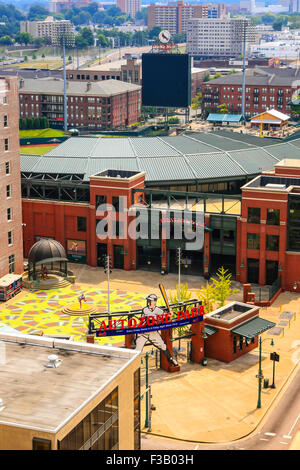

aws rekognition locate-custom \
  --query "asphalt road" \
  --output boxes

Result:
[141,364,300,450]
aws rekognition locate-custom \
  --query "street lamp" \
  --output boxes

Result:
[257,336,274,409]
[141,349,154,429]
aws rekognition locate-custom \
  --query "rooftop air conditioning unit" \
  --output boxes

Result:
[265,183,286,190]
[44,354,61,368]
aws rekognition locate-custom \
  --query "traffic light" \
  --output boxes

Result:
[176,247,181,266]
[104,255,112,274]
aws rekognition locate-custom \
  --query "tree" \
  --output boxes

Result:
[16,32,33,45]
[169,283,192,348]
[203,73,210,82]
[210,267,239,308]
[42,53,45,58]
[191,91,202,117]
[32,53,37,60]
[273,20,283,31]
[197,282,217,315]
[28,5,48,21]
[33,117,41,129]
[0,35,13,45]
[217,104,229,114]
[149,26,162,40]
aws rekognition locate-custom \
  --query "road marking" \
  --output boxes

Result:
[287,413,300,437]
[194,444,199,450]
[260,438,269,441]
[280,442,289,445]
[264,432,276,436]
[282,435,292,439]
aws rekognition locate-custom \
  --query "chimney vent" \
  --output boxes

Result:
[87,81,92,91]
[44,354,61,368]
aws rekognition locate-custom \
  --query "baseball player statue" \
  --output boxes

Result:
[78,293,86,309]
[135,294,178,367]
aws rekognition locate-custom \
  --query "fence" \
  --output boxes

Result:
[250,277,281,303]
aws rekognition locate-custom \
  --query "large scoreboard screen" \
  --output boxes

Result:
[142,53,191,108]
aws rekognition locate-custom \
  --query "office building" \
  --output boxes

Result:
[20,17,75,46]
[0,76,23,277]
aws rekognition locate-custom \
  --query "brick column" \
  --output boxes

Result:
[160,329,180,373]
[203,214,210,278]
[259,220,266,285]
[191,319,205,363]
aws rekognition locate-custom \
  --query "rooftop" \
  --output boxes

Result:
[206,66,300,87]
[205,301,258,323]
[20,130,300,184]
[18,77,141,96]
[0,332,139,432]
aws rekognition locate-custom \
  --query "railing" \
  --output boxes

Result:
[250,277,281,302]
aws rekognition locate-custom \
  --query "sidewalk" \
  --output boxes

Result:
[140,291,300,443]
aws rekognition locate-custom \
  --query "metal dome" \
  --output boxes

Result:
[28,239,67,266]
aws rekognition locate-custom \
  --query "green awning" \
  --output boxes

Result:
[204,325,218,336]
[231,317,276,340]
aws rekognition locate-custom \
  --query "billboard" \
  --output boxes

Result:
[142,53,191,108]
[66,239,86,263]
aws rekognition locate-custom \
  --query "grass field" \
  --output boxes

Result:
[20,128,66,138]
[20,145,57,155]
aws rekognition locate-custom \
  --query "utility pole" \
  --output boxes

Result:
[177,247,182,302]
[104,254,112,314]
[241,21,247,121]
[62,35,68,132]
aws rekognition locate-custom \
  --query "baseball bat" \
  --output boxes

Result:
[159,283,171,312]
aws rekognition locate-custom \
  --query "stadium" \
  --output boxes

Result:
[21,129,300,292]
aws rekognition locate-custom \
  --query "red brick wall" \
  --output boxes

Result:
[205,328,258,363]
[0,76,23,276]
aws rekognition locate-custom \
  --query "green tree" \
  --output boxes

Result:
[32,53,37,60]
[191,91,202,116]
[197,282,217,315]
[273,20,283,31]
[24,55,28,61]
[16,32,33,45]
[42,53,45,58]
[203,73,210,82]
[33,117,41,129]
[217,103,229,114]
[169,283,192,348]
[0,35,13,45]
[210,267,239,308]
[213,73,222,79]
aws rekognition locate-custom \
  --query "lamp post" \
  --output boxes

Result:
[257,336,274,409]
[177,247,182,302]
[104,254,112,314]
[141,349,154,428]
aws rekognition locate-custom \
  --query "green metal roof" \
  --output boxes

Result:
[204,325,218,336]
[231,317,276,340]
[207,114,244,123]
[20,130,300,184]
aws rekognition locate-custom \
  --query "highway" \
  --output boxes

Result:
[141,363,300,451]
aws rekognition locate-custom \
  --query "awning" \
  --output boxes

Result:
[204,325,218,336]
[231,317,276,340]
[207,113,244,123]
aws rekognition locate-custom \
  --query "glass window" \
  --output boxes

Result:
[4,115,8,127]
[247,233,260,249]
[4,138,9,151]
[6,184,11,198]
[248,207,260,224]
[8,254,15,273]
[77,216,86,232]
[266,234,279,251]
[8,231,12,245]
[95,195,107,208]
[7,208,12,221]
[267,208,280,225]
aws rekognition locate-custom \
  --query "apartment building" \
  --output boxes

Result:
[147,1,226,35]
[117,0,141,18]
[0,77,23,277]
[20,16,75,46]
[201,66,298,118]
[18,77,141,130]
[186,16,255,58]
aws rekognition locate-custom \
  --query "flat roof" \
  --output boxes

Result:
[0,332,139,432]
[205,301,259,324]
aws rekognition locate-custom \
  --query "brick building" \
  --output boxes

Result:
[117,0,141,18]
[147,1,226,35]
[19,131,300,293]
[18,77,141,130]
[0,76,23,277]
[202,66,299,118]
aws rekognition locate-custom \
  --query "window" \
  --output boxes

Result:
[4,115,8,127]
[4,138,8,151]
[267,208,280,225]
[58,387,118,450]
[95,195,106,209]
[112,197,120,212]
[6,184,11,198]
[77,216,86,232]
[7,208,12,221]
[266,234,279,251]
[247,233,260,249]
[5,161,10,174]
[8,254,15,273]
[248,207,260,224]
[32,438,51,450]
[8,231,13,245]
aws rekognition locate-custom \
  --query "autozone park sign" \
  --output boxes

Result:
[96,305,204,337]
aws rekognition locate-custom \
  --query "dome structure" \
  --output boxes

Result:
[28,239,67,266]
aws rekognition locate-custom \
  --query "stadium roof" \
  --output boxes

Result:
[20,130,300,184]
